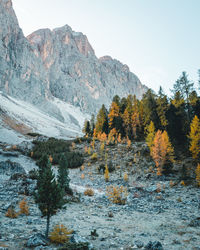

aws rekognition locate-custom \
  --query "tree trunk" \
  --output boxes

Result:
[45,214,50,238]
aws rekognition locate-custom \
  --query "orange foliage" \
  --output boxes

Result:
[151,130,174,175]
[19,198,29,215]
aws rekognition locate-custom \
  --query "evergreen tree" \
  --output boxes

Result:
[90,114,95,136]
[34,155,65,238]
[156,87,169,130]
[57,154,71,194]
[95,104,109,135]
[142,89,160,130]
[188,115,200,160]
[172,72,194,123]
[82,120,91,136]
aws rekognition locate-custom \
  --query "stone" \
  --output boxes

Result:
[189,217,200,227]
[0,160,26,175]
[70,233,93,249]
[26,233,48,247]
[144,241,163,250]
[134,240,144,248]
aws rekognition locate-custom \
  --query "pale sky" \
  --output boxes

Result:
[12,0,200,95]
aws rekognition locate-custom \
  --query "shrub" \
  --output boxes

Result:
[104,165,109,182]
[5,207,18,218]
[98,164,105,174]
[108,160,115,172]
[49,224,73,244]
[32,138,84,168]
[196,163,200,187]
[28,169,38,180]
[91,152,97,161]
[19,198,29,215]
[106,185,128,205]
[124,172,128,182]
[84,188,94,196]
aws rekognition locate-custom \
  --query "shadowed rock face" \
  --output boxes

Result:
[0,0,50,105]
[0,0,147,117]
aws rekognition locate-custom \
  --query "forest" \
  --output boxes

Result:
[83,71,200,183]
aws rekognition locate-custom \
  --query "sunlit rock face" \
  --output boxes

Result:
[27,25,147,113]
[0,0,147,117]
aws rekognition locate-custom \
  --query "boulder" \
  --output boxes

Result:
[26,233,48,247]
[0,160,26,175]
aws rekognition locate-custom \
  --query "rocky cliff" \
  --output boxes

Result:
[0,0,147,123]
[27,25,147,113]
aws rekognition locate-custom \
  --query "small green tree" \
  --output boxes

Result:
[34,155,65,238]
[57,154,71,194]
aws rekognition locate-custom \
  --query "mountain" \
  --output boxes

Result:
[27,25,147,113]
[0,0,147,138]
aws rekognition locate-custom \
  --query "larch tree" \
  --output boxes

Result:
[151,130,174,175]
[145,121,156,155]
[188,115,200,160]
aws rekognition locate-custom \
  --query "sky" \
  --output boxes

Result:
[12,0,200,95]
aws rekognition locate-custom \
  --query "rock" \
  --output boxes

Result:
[0,160,26,175]
[189,217,200,227]
[70,233,93,249]
[26,233,48,247]
[144,241,163,250]
[134,240,144,248]
[17,141,34,155]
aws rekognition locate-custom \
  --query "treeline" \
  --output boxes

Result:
[83,71,200,156]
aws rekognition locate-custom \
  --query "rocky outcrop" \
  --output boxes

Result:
[27,25,147,113]
[0,0,50,104]
[0,0,147,125]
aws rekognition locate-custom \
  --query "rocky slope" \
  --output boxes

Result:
[0,139,199,249]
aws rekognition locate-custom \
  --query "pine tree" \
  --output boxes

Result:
[34,155,65,238]
[156,87,169,129]
[95,104,109,135]
[57,154,71,194]
[188,115,200,160]
[82,120,91,136]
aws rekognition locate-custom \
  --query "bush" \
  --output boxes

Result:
[84,188,94,196]
[32,138,84,168]
[106,185,128,205]
[98,164,105,174]
[50,224,73,244]
[5,207,18,218]
[91,153,97,161]
[108,160,115,172]
[28,168,38,180]
[19,198,29,215]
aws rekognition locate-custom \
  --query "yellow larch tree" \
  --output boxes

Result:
[188,115,200,160]
[145,121,156,155]
[151,130,174,175]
